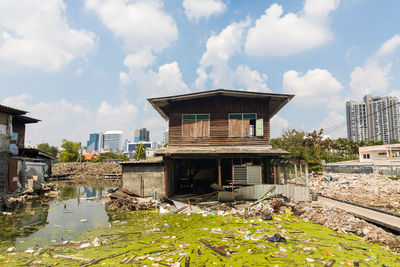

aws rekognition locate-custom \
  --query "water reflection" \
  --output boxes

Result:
[0,186,111,250]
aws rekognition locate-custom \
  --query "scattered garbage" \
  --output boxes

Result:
[266,233,287,243]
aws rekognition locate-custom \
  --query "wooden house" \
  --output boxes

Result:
[143,89,294,197]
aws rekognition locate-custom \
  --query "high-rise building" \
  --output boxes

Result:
[103,131,123,152]
[134,128,150,142]
[346,95,400,143]
[87,133,100,152]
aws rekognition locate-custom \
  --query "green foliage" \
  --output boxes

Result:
[90,152,128,163]
[134,143,146,160]
[36,143,58,158]
[58,139,81,162]
[271,128,360,172]
[388,174,400,180]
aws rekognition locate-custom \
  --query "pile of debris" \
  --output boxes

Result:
[0,183,58,213]
[106,188,158,211]
[52,162,122,183]
[310,172,400,213]
[295,201,400,250]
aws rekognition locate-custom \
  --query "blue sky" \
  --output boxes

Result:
[1,0,400,146]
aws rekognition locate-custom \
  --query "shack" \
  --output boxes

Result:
[0,104,50,192]
[122,89,309,199]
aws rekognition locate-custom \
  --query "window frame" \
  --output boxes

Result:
[228,113,257,137]
[181,114,210,138]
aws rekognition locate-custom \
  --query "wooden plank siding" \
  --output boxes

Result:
[168,95,271,146]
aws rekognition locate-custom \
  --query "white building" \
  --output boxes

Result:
[103,131,123,152]
[359,144,400,164]
[346,95,400,143]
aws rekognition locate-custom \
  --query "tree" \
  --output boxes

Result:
[37,143,58,158]
[59,139,81,162]
[134,143,146,160]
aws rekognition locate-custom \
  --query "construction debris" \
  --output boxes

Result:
[310,172,400,213]
[106,188,157,211]
[52,162,121,184]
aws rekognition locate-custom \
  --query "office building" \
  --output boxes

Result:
[134,128,150,142]
[346,95,400,143]
[103,131,123,152]
[87,133,100,152]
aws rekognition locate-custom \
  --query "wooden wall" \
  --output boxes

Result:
[168,95,271,146]
[12,119,25,149]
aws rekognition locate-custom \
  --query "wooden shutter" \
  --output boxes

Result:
[229,119,241,137]
[183,119,195,137]
[243,119,250,136]
[196,120,203,137]
[202,120,209,137]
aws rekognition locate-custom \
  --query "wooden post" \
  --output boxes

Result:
[294,164,298,184]
[273,160,277,184]
[164,157,170,197]
[231,159,234,192]
[140,176,144,197]
[217,158,222,186]
[283,165,287,184]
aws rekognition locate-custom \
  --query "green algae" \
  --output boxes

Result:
[1,211,399,266]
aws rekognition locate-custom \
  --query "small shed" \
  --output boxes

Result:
[121,158,165,197]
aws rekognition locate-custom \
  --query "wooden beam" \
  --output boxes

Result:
[164,157,170,197]
[217,158,222,186]
[273,159,277,184]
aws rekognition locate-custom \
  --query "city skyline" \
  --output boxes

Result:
[1,1,400,146]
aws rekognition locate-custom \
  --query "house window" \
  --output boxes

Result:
[229,113,257,137]
[363,154,370,159]
[378,152,386,156]
[182,114,210,137]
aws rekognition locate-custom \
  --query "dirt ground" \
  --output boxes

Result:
[310,172,400,213]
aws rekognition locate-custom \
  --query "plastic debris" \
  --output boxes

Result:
[266,233,287,243]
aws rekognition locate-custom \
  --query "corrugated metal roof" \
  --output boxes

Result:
[155,146,289,156]
[14,115,40,124]
[0,104,27,115]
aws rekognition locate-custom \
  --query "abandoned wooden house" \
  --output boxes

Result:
[121,89,313,200]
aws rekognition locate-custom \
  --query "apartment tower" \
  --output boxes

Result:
[346,95,400,143]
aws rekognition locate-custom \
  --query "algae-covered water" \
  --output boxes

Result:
[0,186,110,251]
[1,206,399,266]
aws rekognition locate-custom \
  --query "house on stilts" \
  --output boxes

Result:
[121,89,310,201]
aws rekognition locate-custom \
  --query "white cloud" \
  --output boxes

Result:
[195,19,251,90]
[183,0,226,22]
[319,111,346,138]
[85,0,177,53]
[122,61,190,97]
[282,68,343,107]
[376,34,400,57]
[349,60,391,98]
[235,64,269,92]
[0,0,96,71]
[245,0,339,56]
[270,115,289,138]
[2,95,139,146]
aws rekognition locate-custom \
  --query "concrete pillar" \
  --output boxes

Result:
[305,163,309,186]
[294,164,298,184]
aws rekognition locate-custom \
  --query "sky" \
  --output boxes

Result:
[1,0,400,147]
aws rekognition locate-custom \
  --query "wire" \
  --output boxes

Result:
[323,101,400,138]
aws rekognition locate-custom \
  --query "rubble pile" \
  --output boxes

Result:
[52,162,121,183]
[295,201,400,250]
[310,172,400,213]
[105,188,158,212]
